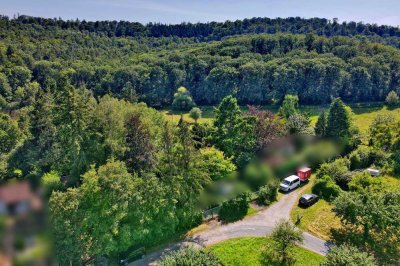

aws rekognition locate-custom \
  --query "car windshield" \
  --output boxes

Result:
[282,180,290,185]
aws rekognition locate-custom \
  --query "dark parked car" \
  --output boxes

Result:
[299,193,319,207]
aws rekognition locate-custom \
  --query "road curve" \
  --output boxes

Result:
[130,184,330,265]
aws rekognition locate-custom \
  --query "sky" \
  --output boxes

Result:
[0,0,399,26]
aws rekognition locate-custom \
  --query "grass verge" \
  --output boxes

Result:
[208,237,325,266]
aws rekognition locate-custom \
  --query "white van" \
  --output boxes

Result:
[279,175,301,192]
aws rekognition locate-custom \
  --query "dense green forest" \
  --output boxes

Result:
[5,15,400,45]
[1,15,400,265]
[1,15,400,109]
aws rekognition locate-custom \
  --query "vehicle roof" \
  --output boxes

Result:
[301,193,317,200]
[284,175,300,182]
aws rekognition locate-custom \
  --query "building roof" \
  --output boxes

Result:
[0,182,33,205]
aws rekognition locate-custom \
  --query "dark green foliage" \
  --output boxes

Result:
[6,15,400,47]
[348,146,372,170]
[191,122,213,148]
[219,193,249,222]
[257,182,279,205]
[213,96,256,167]
[392,138,400,175]
[121,81,138,103]
[0,113,21,154]
[312,175,342,201]
[159,247,219,266]
[314,111,327,137]
[326,98,352,139]
[125,113,155,173]
[322,244,377,266]
[1,21,400,107]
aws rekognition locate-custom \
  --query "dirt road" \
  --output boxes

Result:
[130,184,330,265]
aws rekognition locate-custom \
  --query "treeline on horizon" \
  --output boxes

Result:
[2,15,400,44]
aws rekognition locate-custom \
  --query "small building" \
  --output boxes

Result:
[367,168,380,177]
[0,182,40,216]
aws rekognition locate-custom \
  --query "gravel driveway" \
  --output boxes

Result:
[130,184,330,265]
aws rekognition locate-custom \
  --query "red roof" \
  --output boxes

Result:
[298,167,311,173]
[0,182,33,205]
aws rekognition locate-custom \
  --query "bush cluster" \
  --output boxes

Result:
[257,182,279,205]
[348,146,372,170]
[317,158,350,189]
[312,175,342,201]
[159,247,219,266]
[219,193,249,222]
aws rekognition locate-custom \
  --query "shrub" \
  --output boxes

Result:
[219,193,249,222]
[189,107,202,123]
[317,158,349,183]
[348,171,382,192]
[257,182,279,205]
[286,113,312,135]
[172,86,195,111]
[385,90,399,107]
[159,247,219,266]
[41,171,62,197]
[370,149,391,169]
[348,146,372,170]
[312,175,342,201]
[262,220,304,265]
[322,244,377,266]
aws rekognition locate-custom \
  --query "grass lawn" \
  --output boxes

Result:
[245,206,258,218]
[290,176,341,240]
[290,175,400,240]
[208,237,325,266]
[290,197,341,241]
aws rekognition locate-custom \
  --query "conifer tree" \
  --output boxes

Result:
[326,98,351,139]
[315,110,327,137]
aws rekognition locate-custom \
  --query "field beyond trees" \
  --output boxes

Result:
[164,104,400,133]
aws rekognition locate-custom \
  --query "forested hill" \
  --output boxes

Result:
[2,15,400,46]
[1,15,400,109]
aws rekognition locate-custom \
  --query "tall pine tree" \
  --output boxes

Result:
[315,110,327,137]
[326,98,351,139]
